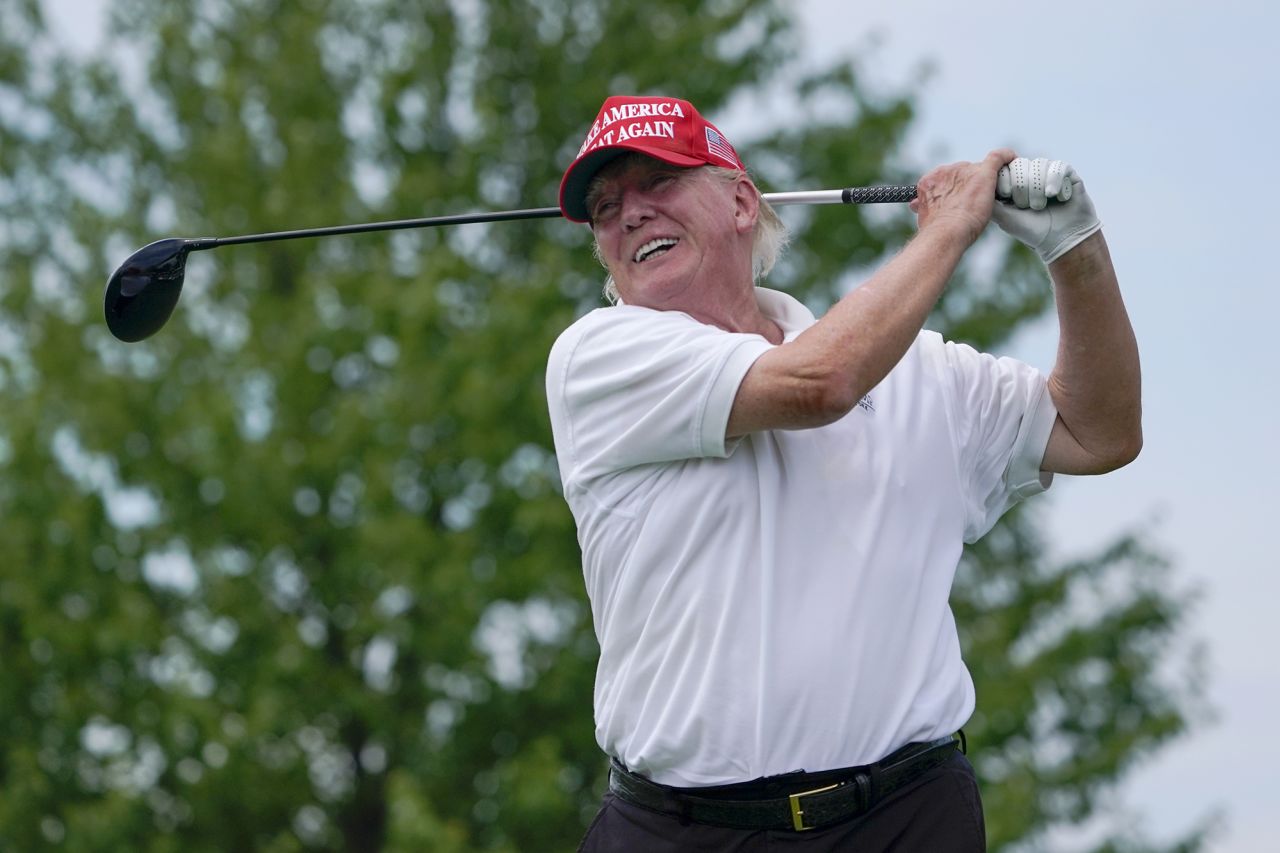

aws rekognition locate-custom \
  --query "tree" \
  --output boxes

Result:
[0,0,1203,849]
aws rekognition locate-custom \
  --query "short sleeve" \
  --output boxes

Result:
[546,306,773,485]
[935,337,1058,541]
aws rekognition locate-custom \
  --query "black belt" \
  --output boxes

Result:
[608,736,960,832]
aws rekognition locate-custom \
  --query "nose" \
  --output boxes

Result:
[620,188,655,233]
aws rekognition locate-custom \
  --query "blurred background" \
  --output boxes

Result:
[1,0,1272,850]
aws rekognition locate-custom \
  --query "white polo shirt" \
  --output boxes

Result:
[545,287,1056,787]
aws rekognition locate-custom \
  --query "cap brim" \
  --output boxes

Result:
[558,145,708,223]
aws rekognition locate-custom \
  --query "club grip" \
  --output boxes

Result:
[842,185,918,204]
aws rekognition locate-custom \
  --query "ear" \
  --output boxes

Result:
[732,174,759,236]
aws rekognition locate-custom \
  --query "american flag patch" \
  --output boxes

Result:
[704,127,738,166]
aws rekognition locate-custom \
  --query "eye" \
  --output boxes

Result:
[649,172,676,190]
[592,199,619,222]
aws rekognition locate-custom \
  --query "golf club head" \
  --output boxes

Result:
[104,238,195,342]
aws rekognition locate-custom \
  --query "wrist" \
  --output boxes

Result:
[1048,230,1108,278]
[916,212,982,257]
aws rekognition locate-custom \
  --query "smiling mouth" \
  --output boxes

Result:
[634,238,678,263]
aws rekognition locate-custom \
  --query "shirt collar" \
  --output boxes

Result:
[754,287,816,340]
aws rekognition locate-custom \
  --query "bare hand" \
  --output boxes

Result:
[910,149,1015,244]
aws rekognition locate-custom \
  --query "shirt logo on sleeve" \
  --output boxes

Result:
[857,394,875,413]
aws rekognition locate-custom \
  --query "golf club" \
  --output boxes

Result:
[103,185,919,342]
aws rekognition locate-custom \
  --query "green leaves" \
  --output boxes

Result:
[953,510,1204,847]
[0,1,1201,850]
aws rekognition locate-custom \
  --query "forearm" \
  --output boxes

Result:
[1044,231,1143,471]
[728,151,1010,437]
[728,220,973,435]
[807,219,974,404]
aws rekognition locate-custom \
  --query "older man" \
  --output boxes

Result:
[546,95,1140,851]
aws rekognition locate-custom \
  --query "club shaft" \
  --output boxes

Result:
[192,185,919,251]
[208,206,564,248]
[770,186,919,205]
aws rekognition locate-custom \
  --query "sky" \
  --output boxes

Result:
[39,0,1277,849]
[782,0,1277,849]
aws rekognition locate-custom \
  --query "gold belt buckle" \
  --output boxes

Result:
[788,782,841,831]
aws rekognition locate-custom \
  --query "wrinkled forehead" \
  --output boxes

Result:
[585,153,700,208]
[591,153,696,191]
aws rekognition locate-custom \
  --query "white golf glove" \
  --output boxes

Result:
[991,157,1102,264]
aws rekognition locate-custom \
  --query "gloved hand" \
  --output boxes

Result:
[991,157,1102,264]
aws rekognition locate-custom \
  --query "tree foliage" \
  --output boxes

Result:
[0,1,1203,850]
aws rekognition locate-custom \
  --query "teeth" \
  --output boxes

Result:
[634,238,678,263]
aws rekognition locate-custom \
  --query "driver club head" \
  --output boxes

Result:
[103,238,196,342]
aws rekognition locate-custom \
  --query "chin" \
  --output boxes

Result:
[622,276,694,310]
[623,260,696,302]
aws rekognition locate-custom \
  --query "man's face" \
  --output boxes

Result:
[588,156,752,311]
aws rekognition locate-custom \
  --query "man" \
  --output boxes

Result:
[545,95,1140,851]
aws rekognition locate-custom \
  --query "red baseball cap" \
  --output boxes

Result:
[558,95,747,223]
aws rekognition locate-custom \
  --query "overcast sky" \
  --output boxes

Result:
[786,1,1276,849]
[40,0,1276,849]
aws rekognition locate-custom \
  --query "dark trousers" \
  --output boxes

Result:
[578,752,986,852]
